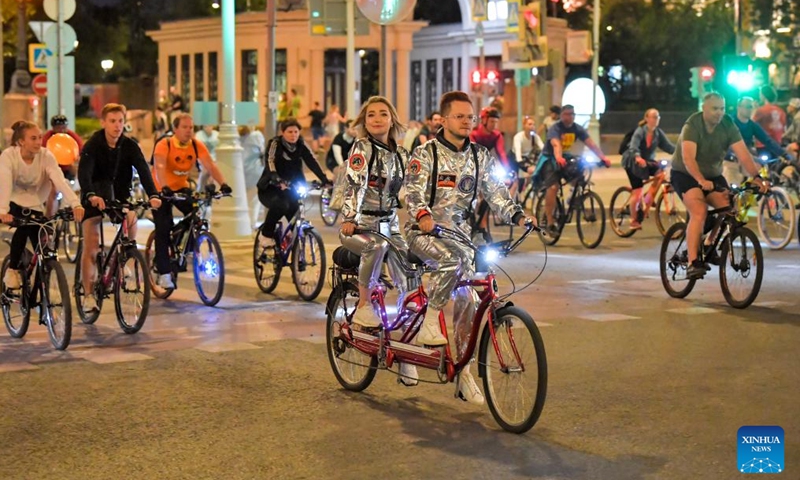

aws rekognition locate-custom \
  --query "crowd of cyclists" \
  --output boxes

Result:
[1,86,799,391]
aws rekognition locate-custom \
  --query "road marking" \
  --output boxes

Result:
[578,313,640,322]
[298,336,326,344]
[0,362,40,373]
[81,351,155,364]
[752,301,793,308]
[637,275,662,280]
[568,279,614,285]
[776,264,800,269]
[536,322,553,327]
[195,342,262,353]
[666,307,720,315]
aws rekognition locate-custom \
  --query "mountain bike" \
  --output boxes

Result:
[144,185,231,306]
[609,159,686,237]
[1,209,73,350]
[253,181,327,301]
[660,183,764,309]
[325,223,548,434]
[52,187,82,263]
[73,200,151,333]
[534,155,607,248]
[750,156,796,250]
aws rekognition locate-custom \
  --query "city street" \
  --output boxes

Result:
[1,165,798,479]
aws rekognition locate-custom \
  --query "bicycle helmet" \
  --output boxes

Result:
[50,114,68,127]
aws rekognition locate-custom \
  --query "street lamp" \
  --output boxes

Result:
[101,59,114,73]
[212,1,220,8]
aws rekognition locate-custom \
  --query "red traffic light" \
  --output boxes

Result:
[486,70,498,82]
[700,66,715,82]
[471,70,482,85]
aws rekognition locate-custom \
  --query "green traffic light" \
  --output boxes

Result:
[727,70,755,92]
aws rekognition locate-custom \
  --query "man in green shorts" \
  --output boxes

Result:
[670,92,769,279]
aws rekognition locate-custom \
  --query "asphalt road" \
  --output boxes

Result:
[1,165,798,479]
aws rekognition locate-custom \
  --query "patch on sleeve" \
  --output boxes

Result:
[349,153,366,172]
[437,173,457,188]
[408,158,422,175]
[458,175,476,193]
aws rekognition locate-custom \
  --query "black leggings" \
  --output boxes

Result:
[8,203,43,269]
[258,188,299,237]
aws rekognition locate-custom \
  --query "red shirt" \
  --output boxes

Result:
[753,104,786,144]
[470,124,508,165]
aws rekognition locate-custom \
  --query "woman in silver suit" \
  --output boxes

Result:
[339,96,417,386]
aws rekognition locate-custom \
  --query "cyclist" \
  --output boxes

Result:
[670,92,768,279]
[470,107,510,241]
[622,108,675,230]
[532,104,611,236]
[405,91,535,405]
[411,111,442,151]
[325,120,357,173]
[43,115,84,178]
[0,121,84,289]
[255,118,329,248]
[152,113,231,289]
[338,96,418,386]
[195,125,220,192]
[539,105,561,139]
[512,115,544,191]
[784,98,800,159]
[78,103,162,313]
[724,97,792,186]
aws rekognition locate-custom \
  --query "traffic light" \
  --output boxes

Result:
[470,69,500,91]
[723,54,760,93]
[471,70,482,91]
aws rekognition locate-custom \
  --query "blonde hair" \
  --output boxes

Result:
[101,103,127,119]
[11,121,39,146]
[353,96,406,144]
[639,108,659,127]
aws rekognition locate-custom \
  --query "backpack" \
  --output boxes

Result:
[149,133,198,166]
[618,128,636,155]
[427,142,479,217]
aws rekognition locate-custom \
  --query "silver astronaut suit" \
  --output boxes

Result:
[339,136,409,291]
[405,134,522,359]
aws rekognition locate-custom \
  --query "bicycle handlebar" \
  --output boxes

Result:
[7,208,74,228]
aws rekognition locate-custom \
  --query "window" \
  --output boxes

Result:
[241,49,258,102]
[410,61,421,121]
[168,56,177,91]
[425,60,437,117]
[442,58,454,95]
[275,49,287,96]
[181,54,191,103]
[487,0,508,21]
[208,52,218,101]
[194,53,204,101]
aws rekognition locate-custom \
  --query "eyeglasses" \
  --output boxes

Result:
[447,114,479,124]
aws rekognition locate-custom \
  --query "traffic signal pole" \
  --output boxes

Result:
[478,22,486,110]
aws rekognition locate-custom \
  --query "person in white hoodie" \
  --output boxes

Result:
[0,121,84,289]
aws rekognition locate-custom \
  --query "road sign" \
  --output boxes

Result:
[472,0,487,22]
[506,0,519,33]
[308,0,370,36]
[32,74,48,96]
[44,23,77,55]
[29,21,56,43]
[28,44,50,73]
[44,0,76,21]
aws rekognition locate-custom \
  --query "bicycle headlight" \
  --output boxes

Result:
[296,185,308,198]
[483,248,500,263]
[492,165,508,181]
[660,159,668,167]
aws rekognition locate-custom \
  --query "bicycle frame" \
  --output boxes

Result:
[337,225,536,383]
[275,183,319,266]
[94,205,140,292]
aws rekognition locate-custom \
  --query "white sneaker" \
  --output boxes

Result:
[458,362,485,406]
[398,363,419,387]
[352,306,381,328]
[258,233,275,249]
[416,308,447,346]
[157,273,175,289]
[3,268,21,290]
[82,294,98,314]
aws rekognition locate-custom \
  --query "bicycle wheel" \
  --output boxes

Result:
[577,191,606,249]
[193,231,225,306]
[719,227,763,309]
[609,186,636,238]
[319,187,339,227]
[292,227,326,301]
[253,234,282,293]
[756,187,795,250]
[655,186,686,237]
[659,223,696,298]
[114,247,150,334]
[144,230,175,300]
[534,193,563,246]
[478,305,547,434]
[326,281,377,391]
[1,256,31,338]
[73,243,102,325]
[41,259,72,350]
[62,220,81,263]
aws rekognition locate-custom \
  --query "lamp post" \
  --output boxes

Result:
[9,0,32,93]
[585,0,601,142]
[1,7,5,145]
[213,0,250,239]
[101,59,114,81]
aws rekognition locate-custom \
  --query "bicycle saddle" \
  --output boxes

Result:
[406,251,425,266]
[332,246,360,269]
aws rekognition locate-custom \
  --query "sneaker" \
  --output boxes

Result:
[352,306,381,328]
[398,363,419,387]
[457,362,485,406]
[546,224,560,237]
[686,260,707,280]
[416,309,447,346]
[258,233,275,250]
[629,220,643,230]
[3,268,21,290]
[82,294,98,314]
[704,247,721,266]
[157,273,176,289]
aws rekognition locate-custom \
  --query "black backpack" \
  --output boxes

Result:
[618,128,636,155]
